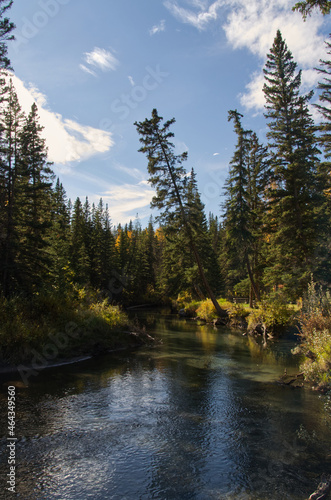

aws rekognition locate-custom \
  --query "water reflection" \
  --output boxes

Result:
[0,313,330,499]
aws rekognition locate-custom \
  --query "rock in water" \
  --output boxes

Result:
[308,474,331,500]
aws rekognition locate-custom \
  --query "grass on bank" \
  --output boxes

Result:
[0,287,140,365]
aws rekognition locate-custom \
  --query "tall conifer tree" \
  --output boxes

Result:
[263,30,324,297]
[0,0,15,71]
[18,103,55,293]
[315,35,331,162]
[135,109,226,315]
[0,79,25,295]
[223,110,264,302]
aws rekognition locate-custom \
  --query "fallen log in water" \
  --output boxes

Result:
[307,474,331,500]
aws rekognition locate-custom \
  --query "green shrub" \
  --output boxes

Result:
[247,296,295,335]
[226,303,251,319]
[196,299,218,322]
[0,289,131,364]
[293,278,331,391]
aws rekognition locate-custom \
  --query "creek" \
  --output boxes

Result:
[0,310,330,499]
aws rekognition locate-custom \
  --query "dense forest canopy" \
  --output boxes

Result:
[0,1,330,308]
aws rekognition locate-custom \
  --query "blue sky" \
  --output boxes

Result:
[6,0,331,225]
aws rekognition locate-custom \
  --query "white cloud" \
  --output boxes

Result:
[81,47,119,75]
[164,0,223,30]
[150,19,166,35]
[101,181,155,224]
[223,0,327,110]
[213,152,219,156]
[79,64,97,77]
[9,75,114,165]
[223,1,325,64]
[115,164,145,181]
[239,71,265,111]
[174,139,189,154]
[165,0,328,111]
[128,75,135,86]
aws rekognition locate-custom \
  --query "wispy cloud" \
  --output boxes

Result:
[79,64,97,77]
[149,19,166,35]
[222,0,327,111]
[114,164,146,181]
[164,0,223,30]
[10,75,114,166]
[80,47,119,76]
[101,181,155,224]
[165,0,327,111]
[128,75,135,86]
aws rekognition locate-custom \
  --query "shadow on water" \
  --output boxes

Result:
[0,311,330,499]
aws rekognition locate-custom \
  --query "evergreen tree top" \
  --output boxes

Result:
[0,0,15,70]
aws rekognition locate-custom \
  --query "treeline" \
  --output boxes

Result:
[221,30,331,302]
[0,2,330,307]
[0,77,222,303]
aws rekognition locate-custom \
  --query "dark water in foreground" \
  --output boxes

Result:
[0,312,331,499]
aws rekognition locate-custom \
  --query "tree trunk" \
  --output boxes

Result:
[190,240,228,318]
[249,285,253,309]
[245,253,260,302]
[157,134,228,318]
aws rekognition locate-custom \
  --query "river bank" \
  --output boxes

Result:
[176,290,331,394]
[1,311,330,500]
[0,327,157,383]
[0,288,157,377]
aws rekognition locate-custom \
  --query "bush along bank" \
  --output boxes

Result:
[175,293,297,336]
[0,287,157,382]
[292,280,331,393]
[175,282,331,393]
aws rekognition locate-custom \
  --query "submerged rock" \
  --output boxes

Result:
[278,372,304,388]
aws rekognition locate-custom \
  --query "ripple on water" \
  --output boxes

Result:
[0,316,330,500]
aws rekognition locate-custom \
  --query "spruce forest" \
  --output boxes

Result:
[0,1,330,363]
[1,3,331,498]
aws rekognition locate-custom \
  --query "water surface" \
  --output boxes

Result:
[0,312,330,499]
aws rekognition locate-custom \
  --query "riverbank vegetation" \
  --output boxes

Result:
[292,280,331,392]
[0,287,151,366]
[0,3,330,380]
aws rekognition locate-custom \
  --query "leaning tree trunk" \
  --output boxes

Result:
[157,135,228,318]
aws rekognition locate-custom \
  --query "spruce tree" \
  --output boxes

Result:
[135,109,227,316]
[18,103,55,293]
[100,203,115,291]
[0,0,15,70]
[263,30,324,297]
[0,79,25,295]
[293,0,331,18]
[315,35,331,161]
[70,197,90,284]
[49,178,71,292]
[223,110,263,302]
